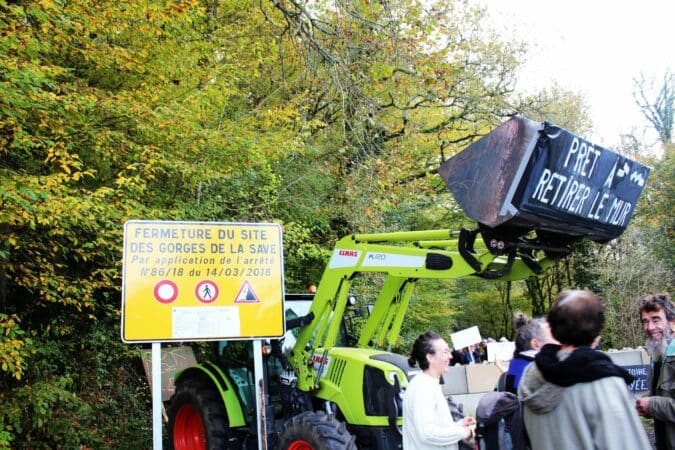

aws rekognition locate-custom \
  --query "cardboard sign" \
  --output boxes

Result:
[486,341,516,362]
[140,345,197,401]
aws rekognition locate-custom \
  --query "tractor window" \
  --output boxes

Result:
[281,299,312,354]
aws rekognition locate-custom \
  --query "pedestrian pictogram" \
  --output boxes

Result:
[234,280,259,303]
[154,280,178,304]
[195,280,219,304]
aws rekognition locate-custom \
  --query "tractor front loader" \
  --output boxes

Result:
[166,116,650,450]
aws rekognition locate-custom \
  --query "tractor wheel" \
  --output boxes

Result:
[278,411,357,450]
[167,380,228,450]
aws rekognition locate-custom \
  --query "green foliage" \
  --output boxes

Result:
[450,279,531,340]
[400,279,462,348]
[1,377,96,449]
[0,314,33,381]
[270,0,528,233]
[281,221,333,291]
[0,320,152,448]
[569,240,604,292]
[515,83,593,136]
[639,146,675,272]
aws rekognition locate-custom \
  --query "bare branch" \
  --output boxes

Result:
[633,68,674,144]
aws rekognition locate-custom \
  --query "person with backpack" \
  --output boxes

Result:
[403,331,476,449]
[518,290,651,450]
[475,390,528,450]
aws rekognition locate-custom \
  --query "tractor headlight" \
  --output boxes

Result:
[347,294,357,306]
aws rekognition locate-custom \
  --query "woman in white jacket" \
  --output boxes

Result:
[403,331,475,449]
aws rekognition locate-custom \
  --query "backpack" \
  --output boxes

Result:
[496,371,516,394]
[475,391,529,450]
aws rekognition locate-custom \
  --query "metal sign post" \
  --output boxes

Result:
[253,340,267,450]
[152,342,163,450]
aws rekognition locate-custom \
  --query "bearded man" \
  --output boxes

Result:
[637,293,675,450]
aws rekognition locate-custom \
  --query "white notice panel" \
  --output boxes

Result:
[172,306,240,339]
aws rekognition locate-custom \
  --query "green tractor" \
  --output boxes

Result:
[166,117,651,449]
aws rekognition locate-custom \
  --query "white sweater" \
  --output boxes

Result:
[402,372,468,449]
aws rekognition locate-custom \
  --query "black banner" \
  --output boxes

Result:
[513,123,650,240]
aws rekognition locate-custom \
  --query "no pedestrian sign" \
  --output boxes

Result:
[121,221,285,342]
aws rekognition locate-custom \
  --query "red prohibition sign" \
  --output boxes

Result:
[195,280,219,304]
[154,280,178,304]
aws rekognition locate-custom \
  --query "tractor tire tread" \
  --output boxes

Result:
[278,411,357,449]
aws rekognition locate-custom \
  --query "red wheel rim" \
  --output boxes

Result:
[173,404,206,450]
[288,440,314,450]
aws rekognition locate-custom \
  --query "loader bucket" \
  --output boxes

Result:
[439,116,650,243]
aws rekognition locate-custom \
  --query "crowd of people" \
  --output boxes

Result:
[402,290,674,450]
[448,343,484,366]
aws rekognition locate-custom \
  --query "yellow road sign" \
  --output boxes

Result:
[121,221,284,342]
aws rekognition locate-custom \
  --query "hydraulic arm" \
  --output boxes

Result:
[289,227,559,391]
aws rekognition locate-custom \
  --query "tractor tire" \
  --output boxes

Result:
[278,411,357,450]
[167,380,229,450]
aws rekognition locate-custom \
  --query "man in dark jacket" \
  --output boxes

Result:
[462,344,481,365]
[636,293,675,450]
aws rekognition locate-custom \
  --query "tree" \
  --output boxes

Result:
[633,68,674,144]
[0,0,318,445]
[514,83,593,137]
[268,0,529,231]
[643,147,675,272]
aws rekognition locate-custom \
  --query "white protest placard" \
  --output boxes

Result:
[487,341,515,362]
[450,326,482,350]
